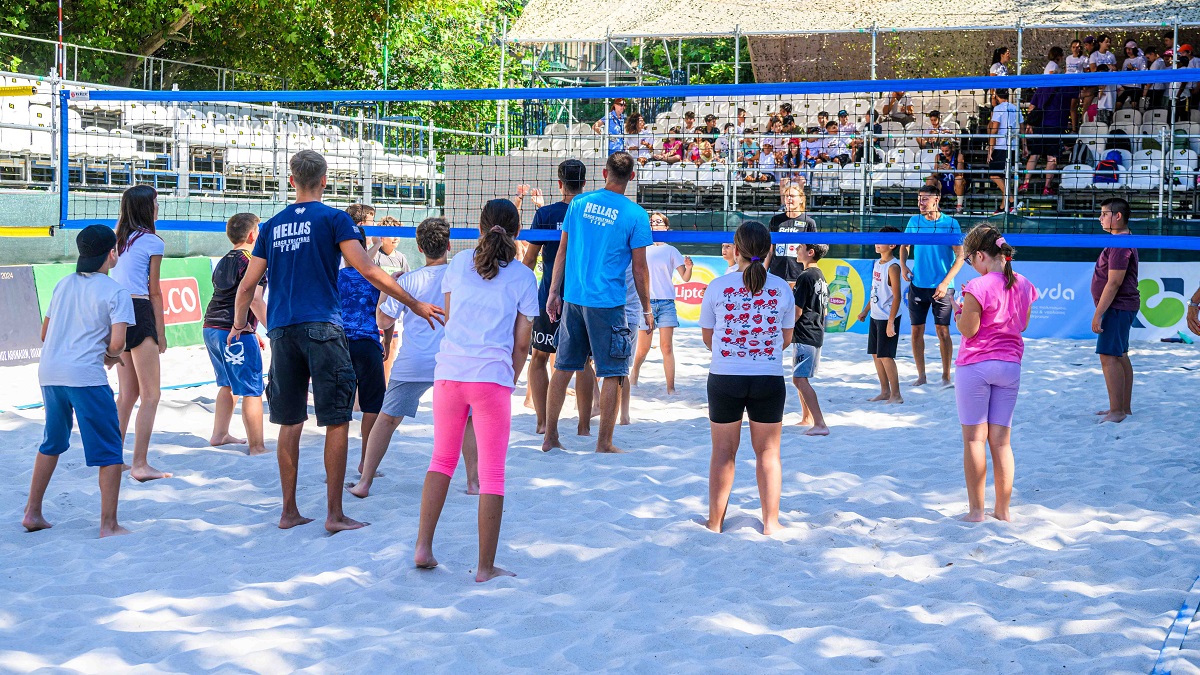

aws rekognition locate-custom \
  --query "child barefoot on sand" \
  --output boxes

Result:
[414,199,538,582]
[1092,197,1140,423]
[24,225,134,538]
[792,242,830,435]
[203,213,269,455]
[954,226,1037,522]
[700,220,794,535]
[857,226,904,404]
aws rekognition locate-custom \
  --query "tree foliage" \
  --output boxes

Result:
[626,38,755,85]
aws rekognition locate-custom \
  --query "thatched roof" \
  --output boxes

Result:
[508,0,1198,42]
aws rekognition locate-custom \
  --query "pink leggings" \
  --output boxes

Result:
[429,380,513,496]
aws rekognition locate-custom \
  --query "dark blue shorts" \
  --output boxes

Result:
[554,303,633,379]
[204,328,264,397]
[39,385,124,467]
[1096,308,1135,356]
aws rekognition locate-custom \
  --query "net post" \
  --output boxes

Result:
[58,88,68,228]
[734,25,741,85]
[427,120,436,208]
[359,110,372,206]
[1159,127,1167,220]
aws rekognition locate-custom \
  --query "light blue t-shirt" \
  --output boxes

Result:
[904,214,961,289]
[562,188,653,308]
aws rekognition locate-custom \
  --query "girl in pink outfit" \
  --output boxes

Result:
[954,226,1038,523]
[414,199,539,582]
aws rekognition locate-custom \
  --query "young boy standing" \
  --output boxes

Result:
[338,221,388,478]
[792,243,830,436]
[631,212,693,395]
[24,224,134,538]
[1092,197,1140,423]
[857,226,905,404]
[203,213,269,456]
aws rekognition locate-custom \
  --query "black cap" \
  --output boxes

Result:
[76,224,116,273]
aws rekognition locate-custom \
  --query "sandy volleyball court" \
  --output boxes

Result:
[2,332,1198,672]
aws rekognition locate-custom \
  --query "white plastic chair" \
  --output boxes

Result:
[1059,163,1094,190]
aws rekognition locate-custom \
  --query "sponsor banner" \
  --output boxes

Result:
[31,258,215,352]
[0,266,44,366]
[672,257,1200,342]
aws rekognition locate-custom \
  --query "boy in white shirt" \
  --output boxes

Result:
[631,212,693,394]
[23,225,135,538]
[856,226,905,404]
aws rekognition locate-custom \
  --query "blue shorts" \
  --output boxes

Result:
[39,385,124,467]
[1096,308,1135,356]
[639,298,680,330]
[204,328,265,397]
[554,303,633,379]
[792,343,822,379]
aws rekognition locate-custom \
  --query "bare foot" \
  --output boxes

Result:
[706,519,722,534]
[576,422,591,437]
[1101,411,1127,424]
[868,393,890,402]
[762,520,783,536]
[247,445,270,456]
[961,510,987,522]
[795,417,815,428]
[940,379,954,389]
[209,433,247,447]
[536,422,546,435]
[279,512,315,529]
[596,442,626,454]
[990,511,1012,522]
[886,396,904,405]
[326,515,368,534]
[475,565,516,583]
[523,396,535,410]
[666,388,677,396]
[466,481,480,496]
[346,482,370,499]
[414,547,438,569]
[130,465,173,482]
[541,435,566,453]
[120,463,131,472]
[911,376,928,387]
[22,512,52,532]
[804,425,830,437]
[99,523,132,538]
[1094,409,1109,416]
[628,375,638,387]
[619,416,631,426]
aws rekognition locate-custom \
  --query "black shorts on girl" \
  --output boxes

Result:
[707,374,786,424]
[868,317,902,359]
[124,297,160,351]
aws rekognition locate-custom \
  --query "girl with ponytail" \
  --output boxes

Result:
[698,220,795,536]
[954,225,1038,523]
[416,198,540,582]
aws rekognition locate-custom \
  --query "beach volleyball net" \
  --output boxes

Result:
[45,69,1200,253]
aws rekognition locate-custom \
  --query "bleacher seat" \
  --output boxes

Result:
[1128,162,1160,190]
[840,163,865,192]
[1113,109,1142,127]
[1059,164,1094,190]
[545,123,568,136]
[1145,109,1170,126]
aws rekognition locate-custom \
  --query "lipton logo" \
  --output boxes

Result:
[160,277,202,325]
[675,282,707,304]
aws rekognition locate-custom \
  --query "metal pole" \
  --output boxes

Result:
[58,90,68,226]
[427,120,436,209]
[1167,17,1180,220]
[50,76,60,196]
[1013,18,1023,215]
[1158,128,1167,220]
[57,0,64,78]
[498,17,507,155]
[734,26,741,85]
[638,39,644,86]
[868,23,878,213]
[360,111,371,205]
[383,0,391,91]
[604,28,612,153]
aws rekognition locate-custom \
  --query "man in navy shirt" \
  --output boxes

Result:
[229,150,444,534]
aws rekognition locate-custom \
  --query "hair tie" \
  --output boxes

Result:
[995,236,1008,248]
[1004,255,1012,262]
[490,225,506,234]
[750,256,761,262]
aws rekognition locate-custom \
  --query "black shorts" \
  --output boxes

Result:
[531,310,559,354]
[348,338,385,415]
[707,373,786,424]
[908,286,954,327]
[988,149,1009,178]
[265,322,356,427]
[868,317,902,358]
[124,297,160,351]
[1027,129,1064,158]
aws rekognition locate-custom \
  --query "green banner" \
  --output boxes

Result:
[31,258,214,349]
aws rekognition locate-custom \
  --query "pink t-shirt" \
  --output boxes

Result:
[956,272,1038,366]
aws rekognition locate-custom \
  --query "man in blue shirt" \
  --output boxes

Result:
[898,184,965,387]
[592,98,627,155]
[229,150,444,534]
[544,151,652,454]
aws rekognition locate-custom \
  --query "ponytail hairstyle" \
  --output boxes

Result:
[733,219,772,296]
[963,224,1017,289]
[474,198,520,281]
[115,184,158,254]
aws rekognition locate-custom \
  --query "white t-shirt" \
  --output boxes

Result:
[1044,61,1061,75]
[758,151,777,172]
[379,263,447,382]
[869,258,903,320]
[435,251,539,388]
[646,244,684,300]
[1089,51,1117,69]
[39,273,135,388]
[991,101,1021,153]
[110,232,165,296]
[1150,58,1168,90]
[373,249,411,274]
[990,63,1008,76]
[801,138,824,160]
[700,271,795,376]
[1065,54,1088,74]
[1123,55,1147,71]
[1098,84,1117,111]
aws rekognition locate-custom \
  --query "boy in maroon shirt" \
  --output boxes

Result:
[1091,198,1140,423]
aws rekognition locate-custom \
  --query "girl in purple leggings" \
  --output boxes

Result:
[414,199,539,582]
[954,226,1038,523]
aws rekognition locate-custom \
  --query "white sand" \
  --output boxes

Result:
[1,332,1199,672]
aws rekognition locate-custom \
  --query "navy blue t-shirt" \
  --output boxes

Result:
[531,200,568,308]
[252,201,360,329]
